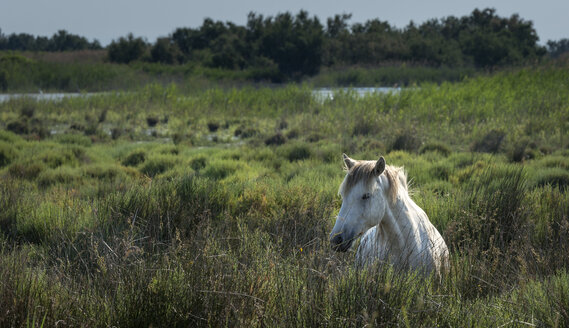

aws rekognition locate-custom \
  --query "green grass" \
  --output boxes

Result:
[0,66,569,326]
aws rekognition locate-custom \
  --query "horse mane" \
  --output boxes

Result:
[339,160,407,203]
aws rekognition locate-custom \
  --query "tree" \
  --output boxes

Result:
[457,9,545,67]
[108,34,147,64]
[150,37,181,64]
[547,39,569,58]
[255,11,324,78]
[49,30,89,51]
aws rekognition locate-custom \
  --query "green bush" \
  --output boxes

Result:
[146,116,159,127]
[0,142,17,168]
[420,142,451,156]
[0,130,22,143]
[286,144,311,161]
[202,160,240,180]
[122,150,146,167]
[189,156,207,171]
[139,156,176,177]
[37,167,81,187]
[508,137,540,162]
[37,147,82,168]
[8,161,45,180]
[6,119,28,135]
[207,122,220,132]
[83,164,120,179]
[265,133,287,146]
[471,129,506,153]
[390,130,422,153]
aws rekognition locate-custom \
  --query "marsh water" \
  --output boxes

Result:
[0,87,401,103]
[0,92,96,102]
[312,87,400,100]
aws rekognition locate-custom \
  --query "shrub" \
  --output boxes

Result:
[111,128,123,140]
[286,144,311,161]
[158,145,179,155]
[508,137,540,162]
[140,156,176,177]
[6,119,28,135]
[202,160,240,180]
[390,131,421,153]
[278,120,288,130]
[83,164,125,180]
[471,129,506,153]
[419,142,451,156]
[38,147,81,168]
[172,133,184,145]
[190,157,207,171]
[0,130,22,143]
[29,119,50,140]
[306,133,323,143]
[20,105,36,118]
[98,109,108,123]
[70,122,86,131]
[0,142,17,168]
[265,133,287,146]
[352,119,378,136]
[122,150,146,167]
[235,127,258,138]
[146,116,159,127]
[37,167,80,187]
[207,122,220,132]
[8,162,45,180]
[285,129,299,139]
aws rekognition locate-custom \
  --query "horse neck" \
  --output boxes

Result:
[377,194,416,251]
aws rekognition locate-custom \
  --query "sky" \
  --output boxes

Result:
[1,0,567,46]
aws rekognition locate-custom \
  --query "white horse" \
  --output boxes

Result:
[330,154,449,276]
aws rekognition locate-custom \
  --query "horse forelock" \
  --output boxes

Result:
[339,161,406,203]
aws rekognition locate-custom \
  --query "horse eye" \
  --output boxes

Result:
[362,193,370,200]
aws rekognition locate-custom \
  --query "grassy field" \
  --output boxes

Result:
[1,66,569,327]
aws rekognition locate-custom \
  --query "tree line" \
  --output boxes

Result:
[0,29,102,52]
[2,9,568,81]
[108,8,552,80]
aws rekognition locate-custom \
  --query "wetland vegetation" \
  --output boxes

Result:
[1,66,569,326]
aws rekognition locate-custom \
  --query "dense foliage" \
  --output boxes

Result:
[0,29,102,52]
[109,8,547,80]
[548,38,569,58]
[0,68,569,326]
[107,33,147,64]
[2,8,566,85]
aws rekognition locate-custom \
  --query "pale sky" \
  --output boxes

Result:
[1,0,567,46]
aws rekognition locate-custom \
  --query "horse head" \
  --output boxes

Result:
[330,154,389,252]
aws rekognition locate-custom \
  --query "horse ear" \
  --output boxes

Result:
[343,153,356,169]
[374,156,386,175]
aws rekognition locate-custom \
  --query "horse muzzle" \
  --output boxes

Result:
[330,234,354,252]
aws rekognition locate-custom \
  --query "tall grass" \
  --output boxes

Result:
[0,67,568,326]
